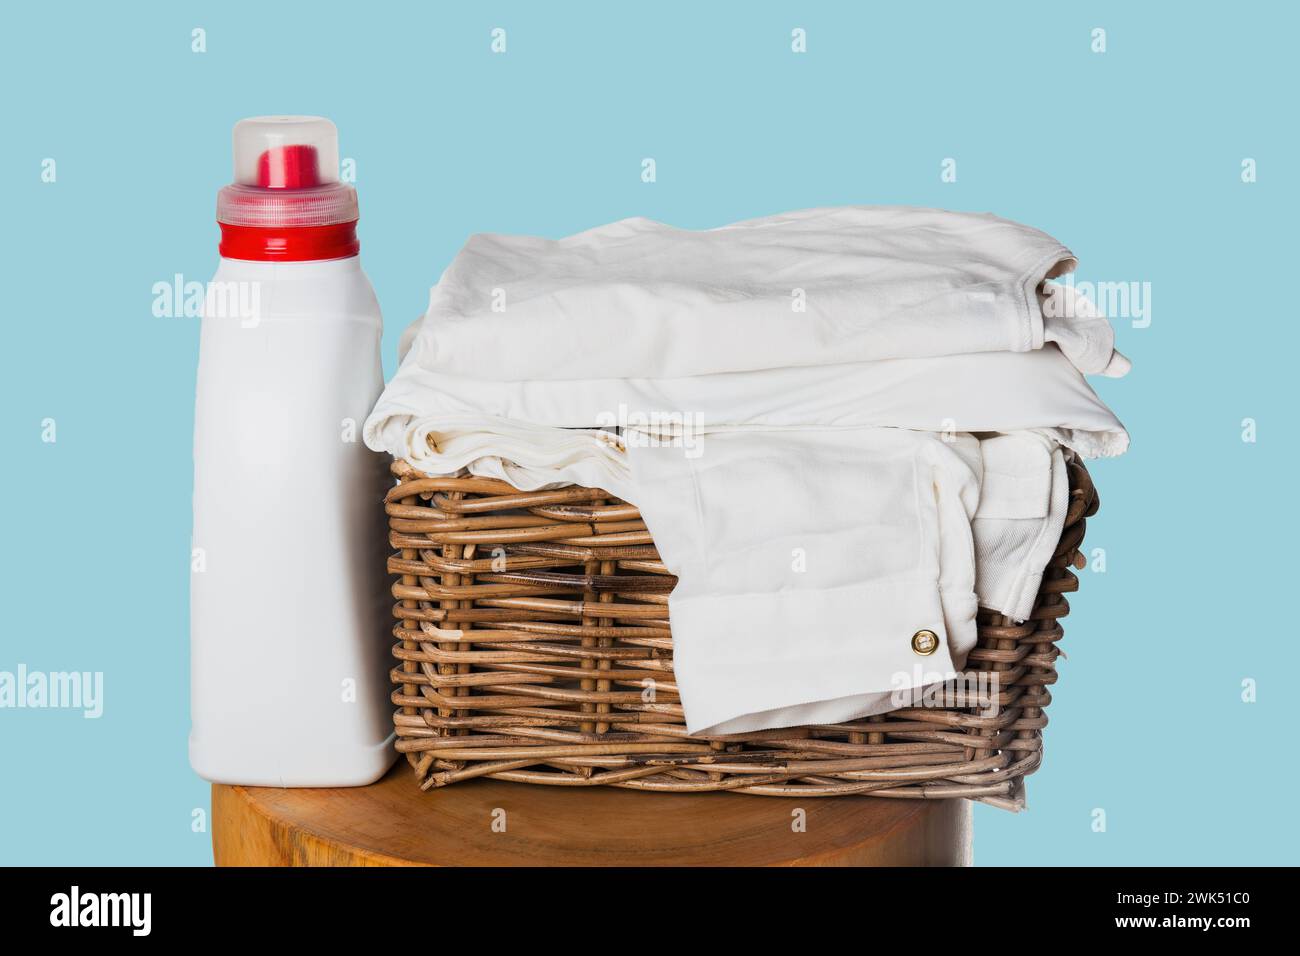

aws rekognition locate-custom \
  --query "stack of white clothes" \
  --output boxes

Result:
[365,206,1129,735]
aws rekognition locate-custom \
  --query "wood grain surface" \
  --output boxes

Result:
[213,763,972,866]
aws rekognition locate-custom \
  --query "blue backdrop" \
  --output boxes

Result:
[2,1,1294,865]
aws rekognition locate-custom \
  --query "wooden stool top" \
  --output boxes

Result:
[212,763,971,866]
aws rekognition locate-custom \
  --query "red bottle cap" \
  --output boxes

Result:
[216,117,359,261]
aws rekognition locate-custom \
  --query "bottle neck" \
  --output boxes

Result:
[217,220,359,262]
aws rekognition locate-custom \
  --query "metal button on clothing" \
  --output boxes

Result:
[911,629,939,656]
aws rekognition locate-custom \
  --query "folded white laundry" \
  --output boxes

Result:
[401,206,1126,381]
[366,206,1129,735]
[369,345,1127,470]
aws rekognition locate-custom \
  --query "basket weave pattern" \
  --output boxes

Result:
[387,457,1098,808]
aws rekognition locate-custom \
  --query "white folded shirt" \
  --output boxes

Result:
[366,206,1130,735]
[403,206,1127,380]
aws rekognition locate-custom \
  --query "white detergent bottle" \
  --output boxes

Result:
[190,116,395,786]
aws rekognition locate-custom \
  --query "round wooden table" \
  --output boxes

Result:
[212,763,971,866]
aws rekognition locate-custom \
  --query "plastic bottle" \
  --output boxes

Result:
[190,116,395,786]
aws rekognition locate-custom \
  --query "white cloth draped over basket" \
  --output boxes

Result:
[366,206,1129,735]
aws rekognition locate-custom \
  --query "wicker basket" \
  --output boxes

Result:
[386,456,1098,810]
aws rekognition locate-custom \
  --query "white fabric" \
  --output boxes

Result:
[403,206,1124,381]
[370,346,1128,467]
[972,432,1071,619]
[366,206,1130,735]
[625,428,983,734]
[1040,281,1133,378]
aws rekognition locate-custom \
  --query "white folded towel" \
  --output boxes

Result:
[366,206,1129,734]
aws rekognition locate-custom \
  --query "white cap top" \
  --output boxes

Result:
[218,115,358,230]
[232,115,340,187]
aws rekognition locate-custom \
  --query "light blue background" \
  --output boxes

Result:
[2,1,1294,866]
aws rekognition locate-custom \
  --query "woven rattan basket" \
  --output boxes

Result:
[386,456,1098,810]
